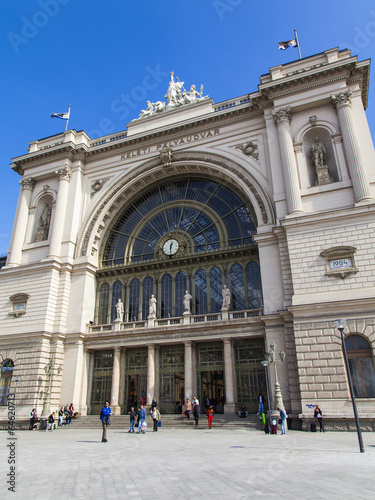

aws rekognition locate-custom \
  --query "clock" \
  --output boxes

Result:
[163,238,179,256]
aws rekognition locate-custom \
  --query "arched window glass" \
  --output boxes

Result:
[161,274,172,318]
[209,266,223,313]
[175,272,187,316]
[230,264,246,311]
[0,359,14,406]
[195,269,207,314]
[142,276,154,320]
[98,283,110,324]
[246,261,263,310]
[345,335,375,398]
[129,278,140,321]
[111,280,123,322]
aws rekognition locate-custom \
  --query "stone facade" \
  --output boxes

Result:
[1,48,374,429]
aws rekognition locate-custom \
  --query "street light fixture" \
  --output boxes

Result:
[261,360,272,433]
[333,319,365,453]
[267,341,286,411]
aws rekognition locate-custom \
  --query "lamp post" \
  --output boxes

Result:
[266,341,286,411]
[261,360,272,433]
[333,319,365,453]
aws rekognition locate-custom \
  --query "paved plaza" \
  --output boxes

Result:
[1,426,375,499]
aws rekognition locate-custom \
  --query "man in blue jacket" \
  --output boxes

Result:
[278,407,287,435]
[100,401,111,442]
[137,405,146,433]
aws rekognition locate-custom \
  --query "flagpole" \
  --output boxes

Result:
[65,105,71,132]
[294,29,302,59]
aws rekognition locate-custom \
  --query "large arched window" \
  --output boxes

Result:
[230,264,246,311]
[195,269,207,314]
[98,283,110,324]
[161,274,172,318]
[0,359,14,406]
[209,266,223,313]
[345,335,375,398]
[129,279,140,321]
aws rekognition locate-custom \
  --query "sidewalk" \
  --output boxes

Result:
[1,426,374,499]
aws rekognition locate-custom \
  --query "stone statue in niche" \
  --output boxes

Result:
[115,298,124,321]
[221,284,231,311]
[310,137,333,186]
[148,294,157,319]
[183,290,192,313]
[36,203,52,241]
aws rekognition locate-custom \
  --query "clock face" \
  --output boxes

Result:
[163,238,179,256]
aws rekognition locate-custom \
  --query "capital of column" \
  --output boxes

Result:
[55,166,72,182]
[20,177,36,191]
[273,107,292,125]
[331,90,352,110]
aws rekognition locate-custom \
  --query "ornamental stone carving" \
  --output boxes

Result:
[55,166,72,182]
[235,141,259,161]
[331,90,352,109]
[160,149,173,166]
[20,177,36,190]
[91,178,109,198]
[273,107,292,124]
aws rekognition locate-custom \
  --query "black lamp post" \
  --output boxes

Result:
[261,359,272,433]
[333,319,365,453]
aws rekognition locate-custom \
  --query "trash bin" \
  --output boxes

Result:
[40,418,47,430]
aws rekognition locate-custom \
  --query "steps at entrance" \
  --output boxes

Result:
[64,413,261,430]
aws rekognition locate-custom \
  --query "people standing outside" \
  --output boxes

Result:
[29,408,37,430]
[314,405,325,432]
[46,413,55,432]
[185,399,192,420]
[58,407,64,426]
[193,398,200,428]
[137,405,146,433]
[100,401,111,442]
[206,405,214,429]
[151,397,158,410]
[278,407,287,435]
[128,406,136,433]
[257,393,264,414]
[151,406,161,431]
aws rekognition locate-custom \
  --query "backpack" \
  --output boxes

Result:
[310,422,317,432]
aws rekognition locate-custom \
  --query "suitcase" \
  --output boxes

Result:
[264,425,269,434]
[271,423,277,434]
[310,422,317,432]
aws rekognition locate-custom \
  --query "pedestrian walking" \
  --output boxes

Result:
[257,393,264,414]
[193,399,200,428]
[46,413,55,431]
[137,405,146,433]
[314,405,325,432]
[58,407,64,426]
[151,406,161,431]
[29,408,37,430]
[185,399,192,420]
[100,401,111,442]
[277,407,287,435]
[206,405,214,429]
[128,406,136,433]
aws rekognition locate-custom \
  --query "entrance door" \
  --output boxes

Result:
[160,372,184,414]
[199,370,225,413]
[127,375,146,412]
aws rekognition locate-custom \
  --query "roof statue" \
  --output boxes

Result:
[137,71,208,119]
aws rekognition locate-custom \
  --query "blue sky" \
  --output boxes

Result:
[1,0,374,256]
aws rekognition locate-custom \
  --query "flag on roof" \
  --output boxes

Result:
[51,111,70,120]
[278,39,297,50]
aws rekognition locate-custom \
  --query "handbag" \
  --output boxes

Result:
[157,420,161,427]
[278,419,282,425]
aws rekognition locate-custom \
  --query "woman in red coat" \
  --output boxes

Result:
[206,405,214,429]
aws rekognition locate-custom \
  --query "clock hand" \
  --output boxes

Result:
[170,242,173,252]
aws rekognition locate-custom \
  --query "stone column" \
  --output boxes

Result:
[119,348,126,412]
[86,350,94,415]
[110,347,121,415]
[7,178,35,266]
[48,166,72,258]
[147,344,156,407]
[273,108,304,215]
[184,341,193,401]
[331,91,374,203]
[223,338,236,414]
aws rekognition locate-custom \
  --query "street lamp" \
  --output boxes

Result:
[333,319,365,453]
[261,360,272,433]
[266,341,286,411]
